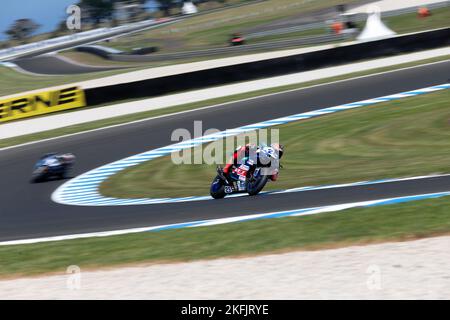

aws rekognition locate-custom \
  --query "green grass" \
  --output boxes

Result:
[0,3,447,99]
[1,43,298,97]
[100,90,450,199]
[385,6,450,34]
[42,6,450,71]
[1,6,447,97]
[249,27,329,43]
[1,51,268,97]
[1,56,449,149]
[0,65,144,97]
[1,195,450,277]
[101,0,356,52]
[235,6,450,46]
[101,3,450,53]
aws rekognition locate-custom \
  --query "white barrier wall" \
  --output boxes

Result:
[0,19,159,61]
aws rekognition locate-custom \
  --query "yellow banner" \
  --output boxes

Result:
[0,87,86,123]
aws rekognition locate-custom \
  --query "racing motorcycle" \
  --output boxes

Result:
[210,147,279,199]
[31,153,75,183]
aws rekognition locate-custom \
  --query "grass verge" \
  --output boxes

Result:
[33,6,450,74]
[251,7,450,44]
[0,0,355,97]
[101,0,356,52]
[100,89,450,199]
[1,55,449,149]
[1,195,450,278]
[0,64,144,97]
[385,6,450,34]
[1,6,447,97]
[101,4,450,53]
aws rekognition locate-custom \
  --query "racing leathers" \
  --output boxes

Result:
[223,144,281,181]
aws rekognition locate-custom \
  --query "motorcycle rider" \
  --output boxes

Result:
[222,143,284,181]
[31,152,76,183]
[57,153,76,165]
[40,153,75,167]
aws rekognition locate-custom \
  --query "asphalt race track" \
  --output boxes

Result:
[1,61,450,241]
[12,55,126,75]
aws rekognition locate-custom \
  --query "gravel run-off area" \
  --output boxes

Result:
[1,235,449,299]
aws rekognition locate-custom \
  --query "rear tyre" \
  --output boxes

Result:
[59,166,70,180]
[210,176,226,199]
[247,174,269,196]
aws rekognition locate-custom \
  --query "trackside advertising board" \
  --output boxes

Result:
[0,87,86,123]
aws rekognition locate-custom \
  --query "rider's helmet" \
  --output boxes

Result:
[59,153,76,164]
[270,143,284,159]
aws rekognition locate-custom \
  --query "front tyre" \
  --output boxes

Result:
[247,174,269,196]
[210,175,226,199]
[30,172,46,183]
[30,167,47,183]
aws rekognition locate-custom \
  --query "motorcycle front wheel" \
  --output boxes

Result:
[30,167,48,183]
[210,175,226,199]
[30,172,45,183]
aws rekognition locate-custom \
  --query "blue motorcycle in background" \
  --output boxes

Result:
[31,153,76,183]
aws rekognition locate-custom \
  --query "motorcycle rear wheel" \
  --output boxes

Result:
[247,174,269,196]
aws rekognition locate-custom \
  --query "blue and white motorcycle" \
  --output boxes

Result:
[210,146,281,199]
[31,153,76,183]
